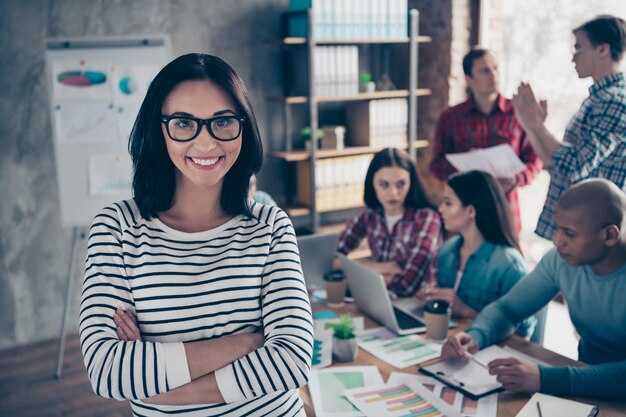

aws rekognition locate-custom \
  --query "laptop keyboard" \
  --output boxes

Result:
[393,306,425,330]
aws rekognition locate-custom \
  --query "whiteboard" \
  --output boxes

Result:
[46,36,170,226]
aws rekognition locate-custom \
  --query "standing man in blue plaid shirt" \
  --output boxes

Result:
[512,15,626,240]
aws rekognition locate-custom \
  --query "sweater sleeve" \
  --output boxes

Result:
[215,208,313,403]
[79,206,191,401]
[466,250,560,348]
[540,359,626,400]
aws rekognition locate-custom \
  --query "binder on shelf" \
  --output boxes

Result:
[296,154,372,211]
[346,98,408,149]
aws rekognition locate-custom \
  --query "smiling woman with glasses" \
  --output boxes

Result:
[78,53,313,417]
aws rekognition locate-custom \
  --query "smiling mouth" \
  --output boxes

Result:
[189,156,221,167]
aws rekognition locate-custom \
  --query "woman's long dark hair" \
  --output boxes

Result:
[129,53,263,219]
[363,148,433,210]
[447,170,520,251]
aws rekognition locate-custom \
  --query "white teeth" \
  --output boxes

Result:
[191,157,219,166]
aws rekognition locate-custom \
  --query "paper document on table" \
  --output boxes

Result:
[445,144,526,178]
[515,393,598,417]
[309,366,384,417]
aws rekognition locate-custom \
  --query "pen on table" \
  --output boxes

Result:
[462,351,488,369]
[536,401,544,417]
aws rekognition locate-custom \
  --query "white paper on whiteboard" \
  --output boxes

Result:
[52,60,113,101]
[445,144,526,179]
[55,102,118,144]
[89,154,133,196]
[116,102,141,143]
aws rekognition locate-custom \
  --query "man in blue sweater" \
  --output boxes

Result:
[441,178,626,399]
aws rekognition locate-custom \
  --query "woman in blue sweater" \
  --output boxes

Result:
[419,170,535,337]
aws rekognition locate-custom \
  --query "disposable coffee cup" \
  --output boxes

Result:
[324,270,346,307]
[423,299,451,341]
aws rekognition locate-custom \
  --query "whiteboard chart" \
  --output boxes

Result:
[46,36,170,226]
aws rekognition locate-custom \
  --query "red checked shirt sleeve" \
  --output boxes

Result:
[513,128,543,187]
[388,209,443,296]
[430,108,458,182]
[337,209,370,255]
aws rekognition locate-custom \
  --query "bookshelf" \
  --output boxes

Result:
[272,6,429,233]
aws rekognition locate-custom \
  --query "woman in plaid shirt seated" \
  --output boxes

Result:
[337,148,443,297]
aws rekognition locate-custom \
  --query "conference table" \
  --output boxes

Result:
[301,301,626,417]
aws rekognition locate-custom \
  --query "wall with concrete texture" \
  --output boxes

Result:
[0,0,455,349]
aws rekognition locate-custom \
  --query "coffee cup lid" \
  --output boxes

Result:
[323,270,344,282]
[424,299,450,314]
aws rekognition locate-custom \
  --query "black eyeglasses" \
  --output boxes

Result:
[161,115,246,142]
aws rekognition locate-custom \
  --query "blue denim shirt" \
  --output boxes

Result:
[437,235,536,337]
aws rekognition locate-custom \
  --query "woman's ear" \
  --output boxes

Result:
[467,204,477,219]
[603,224,620,246]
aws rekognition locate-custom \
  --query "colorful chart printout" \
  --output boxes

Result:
[357,327,441,368]
[309,366,384,417]
[388,373,497,417]
[344,373,462,417]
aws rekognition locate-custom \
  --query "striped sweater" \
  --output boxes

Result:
[79,199,313,416]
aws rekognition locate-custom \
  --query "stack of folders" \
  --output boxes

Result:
[346,99,408,149]
[515,393,598,417]
[314,46,359,97]
[289,0,409,40]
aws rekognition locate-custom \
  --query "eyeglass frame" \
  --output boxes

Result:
[160,114,246,142]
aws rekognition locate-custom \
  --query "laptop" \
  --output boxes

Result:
[338,253,427,335]
[296,232,339,289]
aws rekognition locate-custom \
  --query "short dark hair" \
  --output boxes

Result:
[574,15,626,62]
[447,170,520,251]
[363,148,433,210]
[129,53,263,220]
[462,47,490,76]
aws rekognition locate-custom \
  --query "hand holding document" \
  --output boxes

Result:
[445,144,526,179]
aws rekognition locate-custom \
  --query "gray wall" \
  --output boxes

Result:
[0,0,454,349]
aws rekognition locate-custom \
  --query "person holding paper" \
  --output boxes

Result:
[441,179,626,400]
[512,15,626,240]
[417,170,536,338]
[337,148,443,297]
[79,53,313,416]
[430,47,542,232]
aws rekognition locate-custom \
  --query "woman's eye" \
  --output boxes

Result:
[213,117,232,129]
[174,119,194,129]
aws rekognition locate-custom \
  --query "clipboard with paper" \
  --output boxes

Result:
[419,345,531,400]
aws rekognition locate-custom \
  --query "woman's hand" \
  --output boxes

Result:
[114,308,142,341]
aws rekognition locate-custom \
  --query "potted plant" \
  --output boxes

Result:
[299,127,324,151]
[329,315,358,362]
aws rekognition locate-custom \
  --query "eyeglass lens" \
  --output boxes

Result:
[167,117,241,141]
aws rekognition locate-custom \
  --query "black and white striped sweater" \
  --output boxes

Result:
[79,199,313,416]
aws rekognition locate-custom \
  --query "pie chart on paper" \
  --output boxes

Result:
[57,70,107,87]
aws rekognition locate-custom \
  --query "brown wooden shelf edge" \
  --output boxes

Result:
[269,140,429,162]
[268,35,433,45]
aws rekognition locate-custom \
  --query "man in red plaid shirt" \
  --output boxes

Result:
[430,47,542,233]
